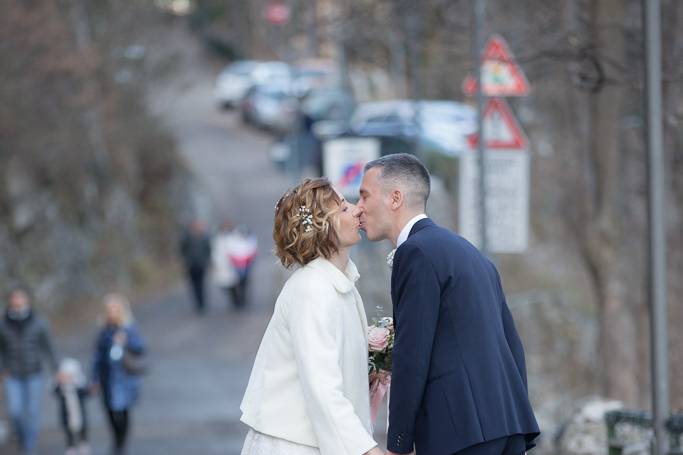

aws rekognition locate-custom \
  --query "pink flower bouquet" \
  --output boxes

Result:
[367,316,394,423]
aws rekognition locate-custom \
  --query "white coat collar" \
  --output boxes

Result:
[308,257,359,294]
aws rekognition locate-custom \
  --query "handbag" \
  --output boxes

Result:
[122,349,149,376]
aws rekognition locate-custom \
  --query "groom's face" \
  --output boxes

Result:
[358,167,392,241]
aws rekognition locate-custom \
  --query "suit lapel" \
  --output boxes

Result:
[390,218,434,330]
[391,218,434,273]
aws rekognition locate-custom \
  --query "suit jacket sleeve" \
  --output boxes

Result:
[288,285,376,455]
[500,289,528,390]
[388,244,441,453]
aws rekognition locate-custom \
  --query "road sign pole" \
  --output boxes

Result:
[406,5,423,160]
[474,0,488,254]
[642,1,669,453]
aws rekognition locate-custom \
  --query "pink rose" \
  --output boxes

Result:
[368,326,390,352]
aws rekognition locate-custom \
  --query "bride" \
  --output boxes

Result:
[240,178,383,455]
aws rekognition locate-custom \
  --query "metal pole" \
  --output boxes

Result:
[642,1,669,454]
[307,0,320,57]
[474,0,488,254]
[406,6,422,159]
[335,0,351,92]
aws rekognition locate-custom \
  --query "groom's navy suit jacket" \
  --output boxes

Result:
[388,219,540,454]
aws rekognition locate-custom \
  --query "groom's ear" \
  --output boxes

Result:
[390,189,404,210]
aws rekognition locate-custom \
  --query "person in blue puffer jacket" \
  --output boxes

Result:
[91,293,145,455]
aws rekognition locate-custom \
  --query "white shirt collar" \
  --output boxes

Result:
[396,214,427,248]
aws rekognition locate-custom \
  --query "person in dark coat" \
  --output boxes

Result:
[358,154,540,455]
[91,293,145,455]
[0,287,59,455]
[179,219,212,313]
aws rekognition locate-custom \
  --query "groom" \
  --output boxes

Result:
[358,154,540,455]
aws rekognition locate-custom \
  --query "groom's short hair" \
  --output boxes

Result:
[364,153,431,209]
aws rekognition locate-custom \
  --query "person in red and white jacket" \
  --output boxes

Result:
[212,221,258,308]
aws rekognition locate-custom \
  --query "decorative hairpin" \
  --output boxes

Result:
[299,205,314,233]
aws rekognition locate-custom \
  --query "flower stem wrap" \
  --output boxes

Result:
[369,369,391,424]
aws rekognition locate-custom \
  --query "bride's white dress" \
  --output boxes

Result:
[241,429,320,455]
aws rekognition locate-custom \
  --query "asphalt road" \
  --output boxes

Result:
[30,46,293,455]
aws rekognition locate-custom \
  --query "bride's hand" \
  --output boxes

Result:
[365,447,384,455]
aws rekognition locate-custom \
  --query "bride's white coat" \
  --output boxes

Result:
[240,258,376,455]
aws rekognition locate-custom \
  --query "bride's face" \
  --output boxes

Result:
[333,192,362,248]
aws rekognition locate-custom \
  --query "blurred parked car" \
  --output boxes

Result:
[268,95,477,186]
[214,60,292,109]
[350,100,477,153]
[324,100,477,189]
[240,83,298,133]
[268,86,355,171]
[302,87,355,123]
[291,59,338,94]
[214,60,260,108]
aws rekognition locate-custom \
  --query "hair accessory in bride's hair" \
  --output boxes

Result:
[299,205,314,233]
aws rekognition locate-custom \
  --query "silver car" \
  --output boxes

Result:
[214,60,260,108]
[240,84,297,133]
[214,61,292,109]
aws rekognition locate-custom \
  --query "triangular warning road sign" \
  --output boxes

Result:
[467,98,528,150]
[463,34,530,97]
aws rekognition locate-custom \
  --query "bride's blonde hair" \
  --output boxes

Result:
[273,178,341,268]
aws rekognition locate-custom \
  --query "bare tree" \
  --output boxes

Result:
[576,0,638,404]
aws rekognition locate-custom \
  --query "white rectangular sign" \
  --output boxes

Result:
[323,138,380,199]
[459,149,529,253]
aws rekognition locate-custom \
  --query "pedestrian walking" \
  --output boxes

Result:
[179,219,212,313]
[212,221,257,309]
[211,221,238,308]
[91,293,145,455]
[54,358,90,455]
[0,287,59,455]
